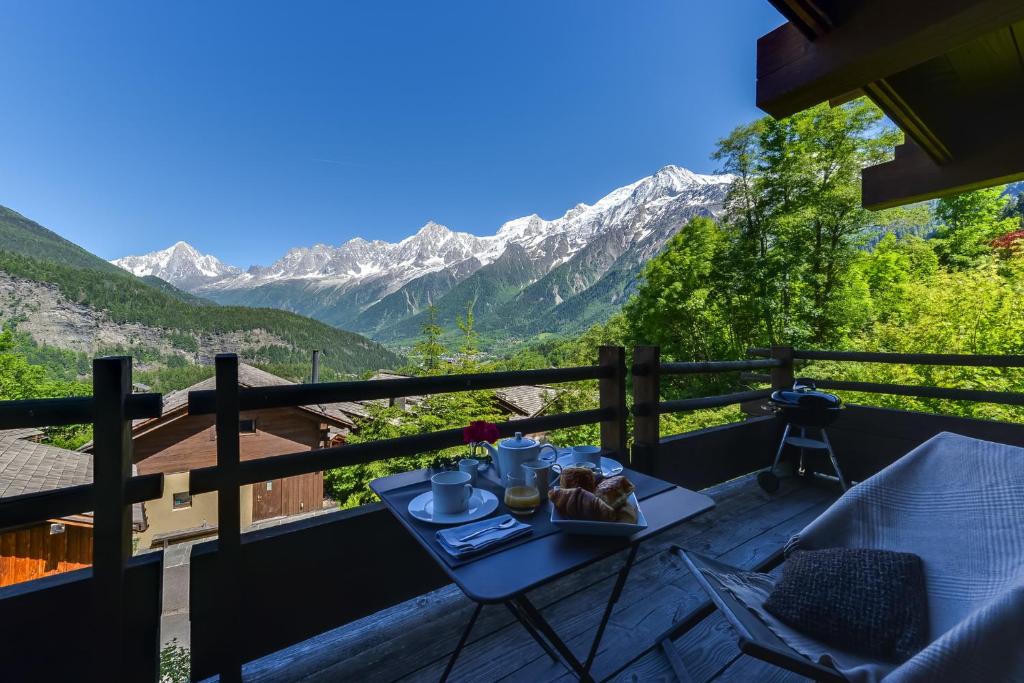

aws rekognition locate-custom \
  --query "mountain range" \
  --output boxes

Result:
[113,165,733,345]
[0,205,402,376]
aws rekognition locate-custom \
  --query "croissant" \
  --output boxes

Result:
[594,475,635,510]
[559,466,596,492]
[548,487,617,521]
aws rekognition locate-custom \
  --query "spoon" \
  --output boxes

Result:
[457,518,516,543]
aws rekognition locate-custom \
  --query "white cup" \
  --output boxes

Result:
[431,470,473,515]
[458,458,479,487]
[571,445,601,464]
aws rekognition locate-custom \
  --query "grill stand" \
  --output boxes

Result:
[758,423,848,493]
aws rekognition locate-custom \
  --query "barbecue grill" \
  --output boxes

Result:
[757,379,848,493]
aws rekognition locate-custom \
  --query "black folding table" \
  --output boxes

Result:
[371,466,715,682]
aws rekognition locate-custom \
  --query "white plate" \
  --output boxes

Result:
[408,488,499,525]
[550,491,648,537]
[555,451,624,477]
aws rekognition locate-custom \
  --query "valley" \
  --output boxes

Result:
[113,165,733,348]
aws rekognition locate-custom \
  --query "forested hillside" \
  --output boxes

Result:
[0,204,403,387]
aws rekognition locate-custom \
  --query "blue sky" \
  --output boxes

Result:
[0,1,783,267]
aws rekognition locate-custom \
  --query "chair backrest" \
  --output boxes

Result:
[682,550,847,683]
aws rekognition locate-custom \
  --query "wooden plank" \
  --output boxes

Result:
[241,475,796,681]
[189,409,609,495]
[599,346,628,460]
[609,613,741,683]
[793,350,1024,366]
[91,356,133,681]
[770,346,794,390]
[713,654,812,682]
[756,0,1024,118]
[188,365,609,415]
[190,503,448,682]
[213,353,243,683]
[631,346,660,474]
[862,135,1024,209]
[0,552,163,682]
[248,477,833,683]
[654,417,783,491]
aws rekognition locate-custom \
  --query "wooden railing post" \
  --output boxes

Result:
[630,346,660,475]
[214,354,243,683]
[598,346,628,461]
[91,356,134,682]
[770,345,795,390]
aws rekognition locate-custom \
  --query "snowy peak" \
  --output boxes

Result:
[111,241,240,289]
[113,165,733,295]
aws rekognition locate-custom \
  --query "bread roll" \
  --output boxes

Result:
[548,487,616,521]
[594,475,635,510]
[615,504,637,525]
[559,465,596,492]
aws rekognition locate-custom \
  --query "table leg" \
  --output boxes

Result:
[439,602,483,683]
[584,543,639,671]
[505,601,559,663]
[513,595,595,682]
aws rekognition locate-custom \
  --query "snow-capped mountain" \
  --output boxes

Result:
[111,241,240,290]
[111,165,733,339]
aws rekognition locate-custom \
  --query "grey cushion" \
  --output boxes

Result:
[763,548,929,662]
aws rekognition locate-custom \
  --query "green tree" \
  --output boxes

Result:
[933,186,1018,269]
[0,330,92,448]
[713,99,900,347]
[410,305,445,373]
[456,301,479,367]
[624,216,732,359]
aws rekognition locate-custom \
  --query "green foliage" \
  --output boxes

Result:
[0,249,402,375]
[325,315,504,508]
[932,187,1018,269]
[159,639,190,683]
[410,305,446,373]
[0,330,92,447]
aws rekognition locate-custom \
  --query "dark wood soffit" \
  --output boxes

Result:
[862,137,1024,210]
[757,0,1024,119]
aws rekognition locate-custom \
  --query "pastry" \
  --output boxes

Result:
[559,465,596,492]
[615,504,638,524]
[548,487,616,521]
[594,475,635,510]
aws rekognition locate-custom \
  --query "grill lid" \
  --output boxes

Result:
[770,380,842,409]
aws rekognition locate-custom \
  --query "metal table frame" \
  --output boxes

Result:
[370,467,715,682]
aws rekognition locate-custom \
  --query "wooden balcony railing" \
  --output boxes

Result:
[1,345,1022,681]
[0,357,164,682]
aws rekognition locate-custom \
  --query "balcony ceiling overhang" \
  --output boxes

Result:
[758,0,1024,209]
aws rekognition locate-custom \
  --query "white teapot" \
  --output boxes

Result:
[478,431,558,481]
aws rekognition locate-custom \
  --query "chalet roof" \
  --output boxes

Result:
[495,385,558,418]
[0,430,145,530]
[0,430,93,498]
[364,371,559,418]
[157,363,358,428]
[759,1,1024,208]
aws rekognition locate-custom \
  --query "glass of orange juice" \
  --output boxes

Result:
[504,469,540,515]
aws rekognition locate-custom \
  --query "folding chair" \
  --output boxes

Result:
[674,549,847,682]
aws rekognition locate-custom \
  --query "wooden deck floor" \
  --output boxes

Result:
[244,474,839,683]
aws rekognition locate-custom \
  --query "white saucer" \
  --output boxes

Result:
[408,488,499,524]
[555,451,624,477]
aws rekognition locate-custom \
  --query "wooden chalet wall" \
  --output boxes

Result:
[134,407,326,529]
[0,521,93,587]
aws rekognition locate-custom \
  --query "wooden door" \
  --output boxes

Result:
[252,480,283,521]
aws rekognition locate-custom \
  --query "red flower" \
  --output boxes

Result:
[463,420,500,444]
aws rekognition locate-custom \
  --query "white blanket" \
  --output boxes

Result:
[707,432,1024,682]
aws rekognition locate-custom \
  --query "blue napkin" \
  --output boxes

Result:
[436,514,532,558]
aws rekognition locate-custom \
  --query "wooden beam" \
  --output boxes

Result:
[757,0,1024,118]
[767,0,832,40]
[861,80,952,163]
[862,137,1024,209]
